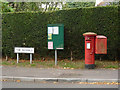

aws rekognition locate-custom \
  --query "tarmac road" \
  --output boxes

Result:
[2,81,119,88]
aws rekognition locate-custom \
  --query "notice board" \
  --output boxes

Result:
[47,24,64,50]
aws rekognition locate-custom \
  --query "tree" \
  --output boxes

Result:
[8,2,41,12]
[109,1,119,6]
[1,2,65,12]
[41,2,64,11]
[63,2,95,9]
[0,0,14,13]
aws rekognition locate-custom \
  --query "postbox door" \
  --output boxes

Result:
[85,40,94,64]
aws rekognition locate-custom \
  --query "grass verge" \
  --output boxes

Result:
[1,58,119,69]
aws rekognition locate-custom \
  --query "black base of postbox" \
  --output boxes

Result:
[85,64,95,69]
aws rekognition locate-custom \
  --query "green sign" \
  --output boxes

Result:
[47,24,64,50]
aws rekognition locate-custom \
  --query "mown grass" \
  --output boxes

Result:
[1,58,119,69]
[95,60,118,69]
[2,62,10,65]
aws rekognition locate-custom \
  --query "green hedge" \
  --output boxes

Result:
[2,6,119,60]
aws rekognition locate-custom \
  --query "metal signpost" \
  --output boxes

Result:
[47,24,64,66]
[14,47,34,64]
[55,50,57,66]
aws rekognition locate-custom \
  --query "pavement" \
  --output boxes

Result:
[1,66,119,83]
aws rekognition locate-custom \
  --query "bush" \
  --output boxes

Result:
[2,6,119,60]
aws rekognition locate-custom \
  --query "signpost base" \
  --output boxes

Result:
[17,53,19,63]
[30,53,32,64]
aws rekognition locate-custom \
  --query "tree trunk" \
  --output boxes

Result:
[45,2,49,11]
[100,57,102,61]
[6,55,8,61]
[71,51,73,61]
[54,2,58,10]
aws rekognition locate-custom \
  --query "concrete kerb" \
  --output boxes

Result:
[1,76,119,83]
[14,77,35,82]
[2,76,14,81]
[87,79,119,83]
[57,78,87,82]
[35,78,58,82]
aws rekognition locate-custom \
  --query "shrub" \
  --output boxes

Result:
[2,6,119,60]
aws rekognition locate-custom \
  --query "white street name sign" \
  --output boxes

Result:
[14,47,34,54]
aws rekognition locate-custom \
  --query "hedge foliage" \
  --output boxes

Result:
[2,6,119,60]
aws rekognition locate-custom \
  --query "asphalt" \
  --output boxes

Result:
[1,66,119,83]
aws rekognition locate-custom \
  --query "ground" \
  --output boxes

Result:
[1,58,119,69]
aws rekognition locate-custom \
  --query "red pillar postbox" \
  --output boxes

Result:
[83,32,107,69]
[83,32,97,69]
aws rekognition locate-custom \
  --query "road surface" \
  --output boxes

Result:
[2,81,119,88]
